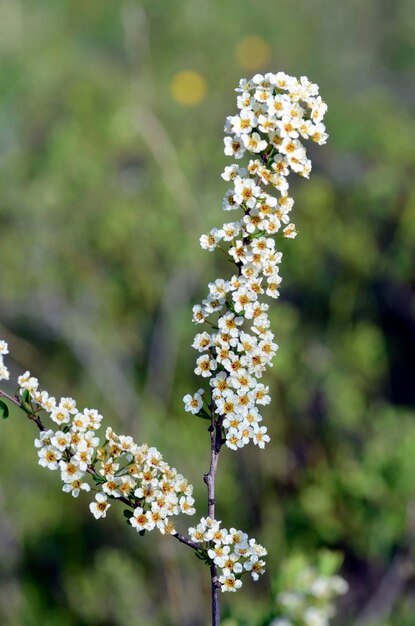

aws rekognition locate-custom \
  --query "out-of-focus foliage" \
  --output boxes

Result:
[0,0,415,624]
[267,551,348,626]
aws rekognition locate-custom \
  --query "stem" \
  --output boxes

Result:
[210,564,221,626]
[174,531,201,552]
[0,389,20,407]
[204,395,223,626]
[0,388,46,430]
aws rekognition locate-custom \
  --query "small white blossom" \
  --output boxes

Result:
[0,341,9,355]
[0,362,9,382]
[89,493,110,519]
[183,389,204,414]
[62,479,91,498]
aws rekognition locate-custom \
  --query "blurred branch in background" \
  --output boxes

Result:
[36,290,142,431]
[121,3,204,407]
[356,500,415,625]
[144,268,200,405]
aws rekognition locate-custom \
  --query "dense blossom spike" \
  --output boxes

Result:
[184,71,328,454]
[8,368,196,535]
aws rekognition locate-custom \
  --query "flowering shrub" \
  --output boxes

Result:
[0,70,329,625]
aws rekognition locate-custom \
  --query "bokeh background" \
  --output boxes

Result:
[0,1,414,624]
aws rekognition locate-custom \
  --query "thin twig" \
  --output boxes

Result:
[203,395,223,626]
[0,389,20,408]
[173,532,201,552]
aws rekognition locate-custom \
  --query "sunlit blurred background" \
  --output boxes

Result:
[0,1,414,624]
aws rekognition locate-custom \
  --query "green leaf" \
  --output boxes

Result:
[92,474,105,484]
[21,389,31,404]
[0,400,9,419]
[123,509,133,519]
[196,407,211,420]
[19,390,33,414]
[139,529,146,537]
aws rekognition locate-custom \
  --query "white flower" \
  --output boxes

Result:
[192,332,212,353]
[221,164,242,181]
[50,406,71,426]
[242,132,267,153]
[89,493,110,519]
[219,573,242,592]
[84,408,103,430]
[62,479,90,498]
[34,429,55,449]
[0,341,9,355]
[224,136,246,159]
[59,459,84,483]
[38,445,61,470]
[252,425,270,448]
[59,397,78,414]
[194,354,217,378]
[18,371,39,394]
[200,228,221,251]
[218,221,240,241]
[37,391,56,413]
[0,362,10,382]
[179,495,196,516]
[183,389,204,414]
[230,108,257,135]
[234,178,261,208]
[222,189,240,211]
[283,223,298,239]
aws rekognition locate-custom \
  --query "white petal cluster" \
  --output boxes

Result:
[15,368,195,534]
[272,566,348,626]
[104,427,196,535]
[187,72,328,450]
[0,340,10,382]
[188,516,267,593]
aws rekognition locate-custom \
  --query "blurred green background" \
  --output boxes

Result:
[0,0,414,624]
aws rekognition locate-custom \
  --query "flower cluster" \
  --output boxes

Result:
[0,340,9,382]
[15,368,195,535]
[185,71,328,450]
[271,566,348,626]
[188,516,267,592]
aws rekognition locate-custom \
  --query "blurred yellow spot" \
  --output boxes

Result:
[235,36,271,70]
[170,70,207,106]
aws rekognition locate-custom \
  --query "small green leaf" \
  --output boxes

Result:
[0,400,9,419]
[139,529,146,537]
[196,408,211,420]
[92,474,105,484]
[123,509,133,519]
[21,390,31,404]
[19,390,33,414]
